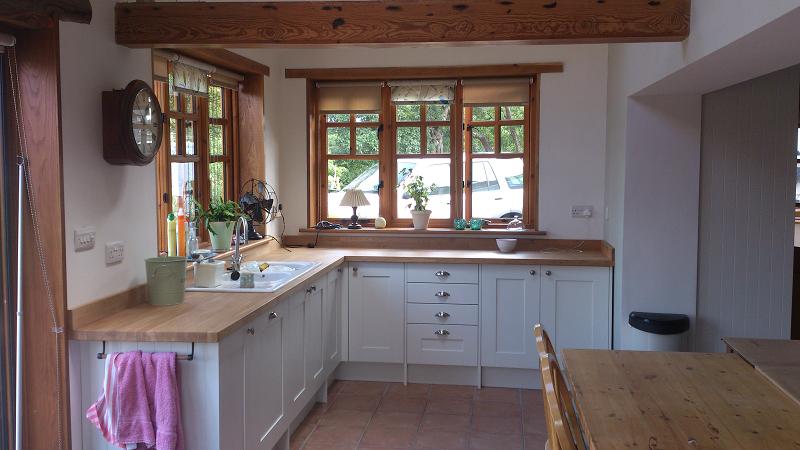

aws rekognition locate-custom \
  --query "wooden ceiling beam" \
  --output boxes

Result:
[285,63,563,81]
[0,0,91,30]
[115,0,690,48]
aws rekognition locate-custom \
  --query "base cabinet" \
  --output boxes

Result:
[348,263,405,363]
[324,268,343,370]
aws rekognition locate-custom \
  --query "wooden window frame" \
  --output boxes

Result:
[155,81,240,251]
[310,74,539,231]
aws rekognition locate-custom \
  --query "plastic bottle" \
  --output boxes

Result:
[166,212,177,256]
[176,204,186,257]
[186,222,199,258]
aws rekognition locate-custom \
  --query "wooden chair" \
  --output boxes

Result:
[540,351,587,450]
[534,324,559,449]
[534,323,556,356]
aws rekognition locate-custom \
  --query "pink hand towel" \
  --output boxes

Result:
[87,351,184,450]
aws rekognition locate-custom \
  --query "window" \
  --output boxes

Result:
[312,76,537,229]
[155,74,239,249]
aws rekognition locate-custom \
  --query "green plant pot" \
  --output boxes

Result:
[208,221,235,251]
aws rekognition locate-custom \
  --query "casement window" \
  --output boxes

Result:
[312,76,538,229]
[153,64,240,249]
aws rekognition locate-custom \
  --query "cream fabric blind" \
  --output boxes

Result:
[389,80,455,104]
[317,82,382,113]
[462,78,530,106]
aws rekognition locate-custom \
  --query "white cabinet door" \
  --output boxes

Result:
[324,268,343,370]
[480,265,541,369]
[348,263,405,363]
[284,290,308,417]
[305,280,325,388]
[244,302,287,450]
[540,266,611,354]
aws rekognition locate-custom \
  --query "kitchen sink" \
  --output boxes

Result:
[186,261,320,293]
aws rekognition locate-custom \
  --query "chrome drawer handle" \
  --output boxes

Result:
[435,270,450,277]
[435,291,450,298]
[435,311,450,319]
[434,329,450,336]
[268,312,278,320]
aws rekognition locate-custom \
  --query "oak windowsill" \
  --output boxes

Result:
[298,227,546,237]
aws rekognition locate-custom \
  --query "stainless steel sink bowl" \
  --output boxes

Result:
[186,261,320,293]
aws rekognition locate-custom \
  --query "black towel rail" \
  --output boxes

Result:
[96,341,195,361]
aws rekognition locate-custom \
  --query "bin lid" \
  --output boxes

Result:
[628,311,689,335]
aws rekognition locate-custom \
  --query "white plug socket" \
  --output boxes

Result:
[571,206,593,218]
[105,241,124,265]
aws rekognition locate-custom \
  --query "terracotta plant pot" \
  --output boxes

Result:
[208,221,235,251]
[410,210,432,230]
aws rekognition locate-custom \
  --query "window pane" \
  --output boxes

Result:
[209,161,225,202]
[209,124,224,156]
[327,114,350,123]
[170,162,195,212]
[169,118,178,155]
[356,113,379,123]
[355,127,379,155]
[183,95,194,114]
[327,160,379,218]
[426,104,450,122]
[396,104,420,122]
[209,86,223,119]
[471,106,495,122]
[397,127,421,154]
[500,105,524,121]
[500,125,524,153]
[185,120,196,155]
[327,127,350,155]
[471,126,494,153]
[397,158,451,219]
[427,126,451,154]
[470,158,523,221]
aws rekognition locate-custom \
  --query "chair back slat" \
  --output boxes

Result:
[534,324,560,449]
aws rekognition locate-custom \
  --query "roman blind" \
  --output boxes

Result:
[462,78,530,105]
[389,80,456,104]
[316,82,382,112]
[152,50,245,92]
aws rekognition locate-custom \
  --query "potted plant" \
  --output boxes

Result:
[400,170,436,230]
[195,198,246,251]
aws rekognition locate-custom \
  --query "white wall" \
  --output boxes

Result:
[61,0,155,308]
[240,44,609,238]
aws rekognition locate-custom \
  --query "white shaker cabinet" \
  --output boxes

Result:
[480,265,541,369]
[243,302,288,450]
[540,266,611,354]
[323,268,343,370]
[305,280,325,388]
[283,290,308,417]
[348,263,405,363]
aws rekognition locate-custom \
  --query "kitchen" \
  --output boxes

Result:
[1,1,800,449]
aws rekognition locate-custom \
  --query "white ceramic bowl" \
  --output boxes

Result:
[496,238,518,253]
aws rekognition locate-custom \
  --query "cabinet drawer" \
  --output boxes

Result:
[406,264,479,284]
[407,283,479,305]
[407,324,478,366]
[407,303,478,326]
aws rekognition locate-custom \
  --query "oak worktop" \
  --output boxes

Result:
[69,245,612,343]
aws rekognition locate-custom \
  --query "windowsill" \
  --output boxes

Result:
[299,227,546,238]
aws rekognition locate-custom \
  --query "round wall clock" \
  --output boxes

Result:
[102,80,164,165]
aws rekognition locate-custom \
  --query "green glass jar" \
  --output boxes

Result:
[469,218,484,230]
[454,218,467,230]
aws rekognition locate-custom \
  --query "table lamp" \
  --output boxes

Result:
[339,189,370,229]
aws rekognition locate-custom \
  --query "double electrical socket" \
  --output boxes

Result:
[571,205,593,218]
[105,241,125,265]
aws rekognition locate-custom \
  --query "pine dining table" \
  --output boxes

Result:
[562,349,800,449]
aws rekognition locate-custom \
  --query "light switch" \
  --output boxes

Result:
[105,241,124,265]
[73,226,96,251]
[571,206,593,218]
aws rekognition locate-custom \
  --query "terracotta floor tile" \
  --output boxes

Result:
[413,430,469,450]
[522,411,547,436]
[290,419,316,450]
[428,384,477,400]
[468,432,524,450]
[370,412,423,430]
[339,380,390,397]
[420,413,471,433]
[425,398,472,416]
[378,397,428,414]
[319,409,374,427]
[470,415,522,435]
[473,387,520,403]
[329,380,346,394]
[303,425,365,449]
[386,383,431,399]
[523,431,548,450]
[520,389,543,406]
[332,393,383,412]
[361,424,418,448]
[472,400,521,418]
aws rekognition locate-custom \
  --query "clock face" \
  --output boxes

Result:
[131,88,162,157]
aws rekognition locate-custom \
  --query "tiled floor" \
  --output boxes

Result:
[290,381,548,450]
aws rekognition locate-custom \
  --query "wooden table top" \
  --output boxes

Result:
[69,245,612,343]
[723,337,800,406]
[563,350,800,450]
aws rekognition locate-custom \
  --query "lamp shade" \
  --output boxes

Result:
[340,189,370,208]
